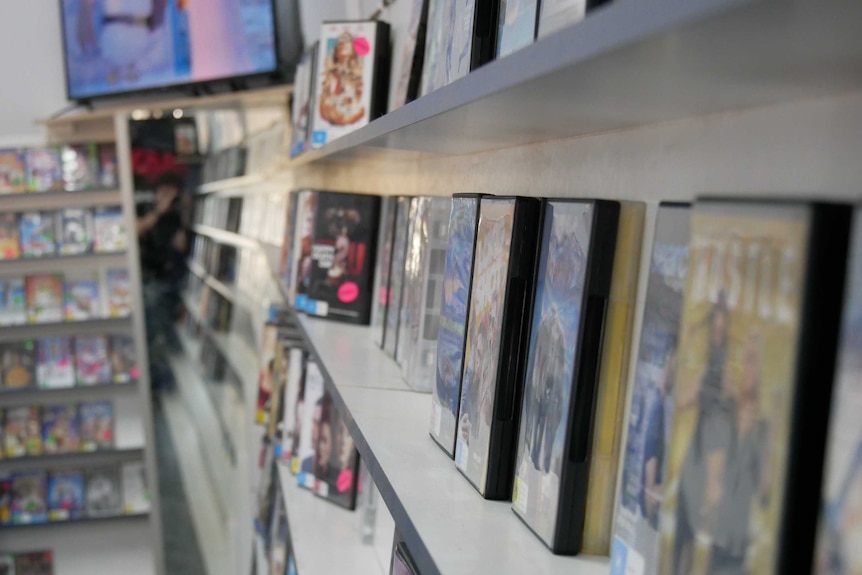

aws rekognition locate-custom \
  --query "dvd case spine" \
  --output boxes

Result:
[371,197,398,348]
[383,198,416,358]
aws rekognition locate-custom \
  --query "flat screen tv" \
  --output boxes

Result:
[60,0,283,100]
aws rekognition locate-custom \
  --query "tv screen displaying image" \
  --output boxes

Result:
[60,0,279,100]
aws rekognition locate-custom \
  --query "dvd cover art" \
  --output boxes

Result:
[79,401,114,451]
[14,551,53,575]
[291,46,317,157]
[93,207,127,253]
[11,471,47,524]
[4,406,42,457]
[36,337,75,389]
[313,393,359,509]
[0,149,26,193]
[64,272,101,320]
[74,335,111,386]
[57,207,94,255]
[393,0,430,110]
[105,269,131,317]
[432,195,481,457]
[47,470,85,520]
[296,360,325,488]
[98,144,118,189]
[121,461,150,513]
[311,21,390,147]
[306,192,381,325]
[280,192,299,294]
[270,483,289,574]
[42,404,80,454]
[455,198,515,494]
[383,198,415,357]
[86,467,122,517]
[281,347,305,463]
[0,279,26,326]
[613,205,690,575]
[291,191,317,310]
[25,148,62,193]
[0,475,10,524]
[0,340,36,389]
[61,144,99,191]
[0,213,20,260]
[498,0,539,56]
[26,274,64,323]
[659,204,811,575]
[109,335,138,383]
[256,324,279,426]
[19,212,56,258]
[400,196,451,392]
[815,209,862,575]
[371,196,398,347]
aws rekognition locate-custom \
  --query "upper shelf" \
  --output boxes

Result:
[290,313,609,575]
[287,0,862,164]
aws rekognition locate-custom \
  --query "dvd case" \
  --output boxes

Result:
[383,197,415,357]
[269,481,289,575]
[296,360,325,488]
[93,206,127,253]
[64,271,102,320]
[42,404,80,454]
[26,274,64,323]
[280,346,306,463]
[98,144,118,189]
[311,21,391,148]
[86,467,122,517]
[0,340,36,389]
[121,461,150,513]
[25,148,62,192]
[0,278,26,326]
[36,337,75,389]
[658,201,851,575]
[400,196,451,391]
[0,475,10,524]
[291,191,317,310]
[105,269,131,317]
[48,470,85,521]
[11,471,47,524]
[431,194,482,457]
[4,406,41,457]
[0,149,26,193]
[497,0,540,57]
[312,391,360,509]
[510,199,620,553]
[454,196,541,499]
[371,196,398,347]
[306,191,381,325]
[0,554,11,572]
[57,207,94,255]
[19,212,56,258]
[0,213,20,260]
[290,45,318,157]
[74,335,112,386]
[61,144,99,191]
[612,204,690,575]
[537,0,610,38]
[14,551,53,574]
[815,207,862,574]
[109,335,138,383]
[391,540,421,575]
[79,401,114,451]
[392,0,430,110]
[279,192,299,296]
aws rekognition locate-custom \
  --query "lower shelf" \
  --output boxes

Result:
[0,512,149,531]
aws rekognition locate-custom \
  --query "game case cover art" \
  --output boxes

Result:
[4,406,42,457]
[36,337,75,390]
[57,207,94,255]
[25,148,62,193]
[498,0,539,57]
[0,278,26,326]
[815,209,862,575]
[26,274,64,323]
[109,335,138,383]
[296,360,325,487]
[74,335,111,386]
[42,404,80,454]
[510,201,592,546]
[19,212,56,258]
[47,470,85,520]
[307,192,381,324]
[0,213,20,260]
[384,198,415,357]
[613,204,690,575]
[93,206,128,253]
[11,471,47,524]
[64,272,101,320]
[432,195,480,456]
[105,268,131,317]
[0,340,36,389]
[313,394,359,509]
[121,461,150,513]
[86,467,121,517]
[61,144,99,191]
[79,401,114,451]
[658,204,810,575]
[14,551,54,575]
[0,149,26,193]
[455,198,515,494]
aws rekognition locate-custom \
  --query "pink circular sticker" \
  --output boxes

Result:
[353,36,370,56]
[338,281,360,303]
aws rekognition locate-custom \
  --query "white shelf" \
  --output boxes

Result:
[291,313,609,575]
[277,462,385,575]
[0,189,122,211]
[0,252,126,275]
[193,225,259,250]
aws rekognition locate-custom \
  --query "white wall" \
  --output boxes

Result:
[0,1,68,146]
